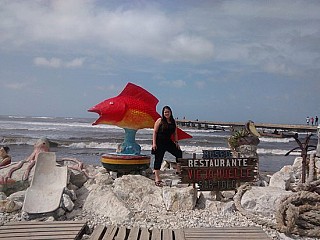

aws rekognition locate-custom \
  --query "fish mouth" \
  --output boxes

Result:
[88,107,100,114]
[88,107,101,125]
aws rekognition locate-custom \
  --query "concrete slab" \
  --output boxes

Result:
[23,152,68,214]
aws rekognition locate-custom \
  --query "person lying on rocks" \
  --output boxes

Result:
[26,138,50,162]
[0,146,11,167]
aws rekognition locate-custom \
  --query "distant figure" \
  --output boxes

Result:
[0,146,11,167]
[311,117,314,126]
[315,116,318,126]
[26,138,50,162]
[306,116,310,125]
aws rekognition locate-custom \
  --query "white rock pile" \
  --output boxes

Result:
[0,157,319,240]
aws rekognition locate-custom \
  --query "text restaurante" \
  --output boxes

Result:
[188,158,248,168]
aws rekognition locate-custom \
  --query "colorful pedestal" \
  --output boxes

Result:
[101,153,150,173]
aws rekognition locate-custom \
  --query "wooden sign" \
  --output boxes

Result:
[180,150,258,191]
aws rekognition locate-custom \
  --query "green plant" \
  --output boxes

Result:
[228,128,250,150]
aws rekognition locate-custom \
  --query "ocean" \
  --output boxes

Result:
[0,115,318,173]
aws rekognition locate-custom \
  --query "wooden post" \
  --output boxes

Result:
[192,153,196,189]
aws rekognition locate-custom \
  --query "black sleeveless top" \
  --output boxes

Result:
[156,121,176,142]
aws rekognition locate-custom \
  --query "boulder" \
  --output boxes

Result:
[241,186,293,217]
[0,162,35,195]
[162,186,197,211]
[0,199,22,213]
[7,191,25,203]
[62,194,74,212]
[83,185,132,223]
[269,165,293,190]
[69,170,88,188]
[113,175,163,211]
[292,157,303,180]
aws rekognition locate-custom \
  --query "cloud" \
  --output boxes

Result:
[34,57,61,68]
[1,1,320,78]
[33,57,85,68]
[159,79,186,88]
[65,58,86,68]
[95,84,117,92]
[4,82,28,90]
[0,1,214,63]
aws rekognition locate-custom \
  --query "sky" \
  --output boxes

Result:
[1,0,320,125]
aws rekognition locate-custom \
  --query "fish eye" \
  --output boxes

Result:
[109,101,114,105]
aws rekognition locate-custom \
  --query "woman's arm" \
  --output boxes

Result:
[152,118,161,149]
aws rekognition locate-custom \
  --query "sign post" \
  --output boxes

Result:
[180,150,258,191]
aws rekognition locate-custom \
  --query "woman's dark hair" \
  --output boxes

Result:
[161,106,176,129]
[2,146,10,153]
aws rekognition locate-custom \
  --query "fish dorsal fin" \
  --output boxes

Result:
[118,82,159,107]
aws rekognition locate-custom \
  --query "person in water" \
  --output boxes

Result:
[152,106,182,187]
[0,146,11,167]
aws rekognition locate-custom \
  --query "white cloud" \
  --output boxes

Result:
[33,57,85,68]
[96,84,117,92]
[1,1,320,78]
[65,58,85,68]
[4,82,28,90]
[0,1,214,63]
[34,57,61,68]
[159,79,186,88]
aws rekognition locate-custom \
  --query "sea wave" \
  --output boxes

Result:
[257,148,300,156]
[259,137,294,143]
[66,142,119,149]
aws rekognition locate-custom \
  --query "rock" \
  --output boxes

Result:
[55,208,66,217]
[113,175,163,211]
[160,160,170,171]
[162,186,197,211]
[67,183,79,191]
[221,190,236,200]
[292,157,303,180]
[0,192,7,200]
[62,194,74,212]
[269,165,293,190]
[221,201,236,214]
[69,170,88,188]
[63,188,77,201]
[0,199,22,213]
[94,172,114,186]
[83,185,132,223]
[0,162,34,195]
[241,186,293,217]
[7,191,25,203]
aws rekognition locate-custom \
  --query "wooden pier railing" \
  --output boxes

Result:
[176,120,318,133]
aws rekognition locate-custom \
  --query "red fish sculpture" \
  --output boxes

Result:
[88,82,191,140]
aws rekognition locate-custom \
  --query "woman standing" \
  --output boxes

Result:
[152,106,182,186]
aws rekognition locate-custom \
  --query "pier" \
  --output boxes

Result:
[176,120,318,133]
